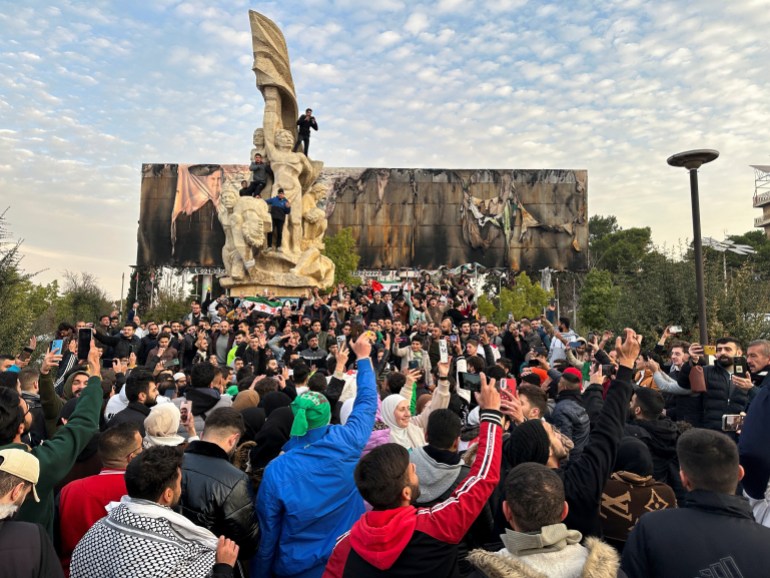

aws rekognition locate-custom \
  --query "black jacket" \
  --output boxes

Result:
[105,401,151,436]
[180,440,260,558]
[621,490,770,578]
[296,114,318,136]
[624,417,684,503]
[678,362,756,430]
[559,366,634,538]
[0,520,64,578]
[739,371,770,500]
[93,332,141,361]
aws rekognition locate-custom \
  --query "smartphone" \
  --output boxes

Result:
[438,339,449,363]
[733,356,748,378]
[669,325,682,334]
[722,414,744,432]
[49,339,64,354]
[498,377,519,397]
[77,328,92,360]
[703,345,717,357]
[449,334,458,343]
[458,372,481,392]
[180,400,193,426]
[336,335,346,349]
[350,316,365,342]
[18,347,33,362]
[408,360,419,370]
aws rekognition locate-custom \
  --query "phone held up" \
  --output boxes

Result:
[77,328,92,360]
[458,372,481,392]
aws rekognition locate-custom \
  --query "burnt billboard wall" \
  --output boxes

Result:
[137,165,587,271]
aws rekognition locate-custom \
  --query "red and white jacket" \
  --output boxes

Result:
[324,410,502,578]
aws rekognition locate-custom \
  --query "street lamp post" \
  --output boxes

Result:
[667,149,719,346]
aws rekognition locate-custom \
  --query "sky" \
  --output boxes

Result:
[2,0,770,299]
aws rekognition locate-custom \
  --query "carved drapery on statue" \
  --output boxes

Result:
[215,11,334,295]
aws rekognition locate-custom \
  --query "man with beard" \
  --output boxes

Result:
[625,387,684,502]
[105,369,159,437]
[0,343,102,537]
[71,446,240,578]
[0,449,63,577]
[324,372,502,578]
[180,408,259,562]
[678,337,757,433]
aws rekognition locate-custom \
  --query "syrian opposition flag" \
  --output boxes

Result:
[243,297,283,316]
[378,280,401,293]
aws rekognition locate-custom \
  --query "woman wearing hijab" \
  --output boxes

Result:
[261,390,292,416]
[380,368,451,450]
[248,406,295,491]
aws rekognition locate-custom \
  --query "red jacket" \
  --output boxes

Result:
[324,411,502,578]
[58,469,127,577]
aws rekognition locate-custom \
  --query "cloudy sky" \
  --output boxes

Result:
[2,0,770,298]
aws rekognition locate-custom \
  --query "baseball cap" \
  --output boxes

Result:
[0,448,40,502]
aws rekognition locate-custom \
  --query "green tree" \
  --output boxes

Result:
[591,227,653,274]
[492,272,551,323]
[0,211,63,355]
[578,269,620,331]
[322,228,362,288]
[144,285,190,324]
[477,294,496,321]
[58,271,112,324]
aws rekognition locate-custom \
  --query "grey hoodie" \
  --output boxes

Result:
[410,445,465,504]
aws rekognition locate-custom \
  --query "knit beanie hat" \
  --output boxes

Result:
[507,419,551,467]
[144,403,181,438]
[614,436,654,476]
[528,368,548,385]
[562,367,583,381]
[290,391,331,437]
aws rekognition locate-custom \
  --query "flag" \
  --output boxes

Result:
[378,280,401,293]
[244,296,283,315]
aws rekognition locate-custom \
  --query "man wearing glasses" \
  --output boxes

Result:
[58,423,144,576]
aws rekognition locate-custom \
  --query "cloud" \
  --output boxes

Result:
[404,12,429,35]
[1,0,770,299]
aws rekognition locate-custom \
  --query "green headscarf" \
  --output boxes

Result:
[290,391,331,437]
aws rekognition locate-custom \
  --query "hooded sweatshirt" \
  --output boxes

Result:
[324,410,502,578]
[410,445,466,505]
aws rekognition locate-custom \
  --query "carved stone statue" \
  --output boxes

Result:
[301,183,328,251]
[215,11,335,295]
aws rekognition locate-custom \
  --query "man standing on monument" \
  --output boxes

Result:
[246,153,272,197]
[293,108,318,155]
[266,188,291,253]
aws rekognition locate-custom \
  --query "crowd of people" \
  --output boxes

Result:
[1,271,770,578]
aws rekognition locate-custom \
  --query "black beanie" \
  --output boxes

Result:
[614,436,654,477]
[506,419,550,467]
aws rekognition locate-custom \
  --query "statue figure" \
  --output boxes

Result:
[217,188,247,280]
[249,128,266,164]
[217,187,273,281]
[237,196,272,272]
[225,10,335,293]
[301,182,328,251]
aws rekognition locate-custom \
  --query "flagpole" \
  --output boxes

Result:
[119,272,125,323]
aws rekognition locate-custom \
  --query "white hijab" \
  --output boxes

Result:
[381,394,425,450]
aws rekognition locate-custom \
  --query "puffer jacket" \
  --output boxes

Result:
[180,440,259,558]
[678,362,756,430]
[550,390,590,461]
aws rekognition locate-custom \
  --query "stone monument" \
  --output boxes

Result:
[217,11,335,295]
